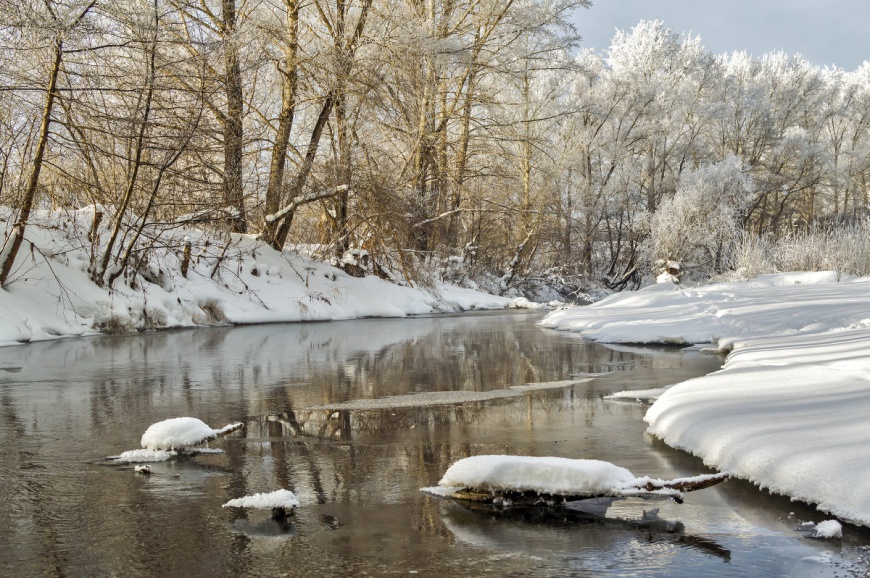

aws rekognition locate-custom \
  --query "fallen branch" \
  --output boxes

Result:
[437,472,730,507]
[412,207,496,228]
[264,184,350,225]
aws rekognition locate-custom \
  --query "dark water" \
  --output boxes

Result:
[1,311,868,577]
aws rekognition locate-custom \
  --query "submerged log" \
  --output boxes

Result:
[441,472,730,507]
[639,472,730,493]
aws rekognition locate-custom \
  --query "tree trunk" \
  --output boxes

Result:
[333,91,350,258]
[263,0,299,231]
[222,0,246,232]
[0,37,64,286]
[265,91,337,250]
[95,5,158,286]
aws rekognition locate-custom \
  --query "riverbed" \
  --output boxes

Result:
[1,311,867,576]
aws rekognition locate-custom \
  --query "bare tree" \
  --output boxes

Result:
[0,0,98,286]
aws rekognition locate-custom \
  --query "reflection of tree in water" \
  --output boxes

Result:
[253,404,487,441]
[0,312,732,576]
[300,322,637,406]
[250,386,610,443]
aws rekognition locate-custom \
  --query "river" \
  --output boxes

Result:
[1,310,867,576]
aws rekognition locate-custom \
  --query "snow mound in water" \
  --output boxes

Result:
[115,448,176,462]
[140,417,242,451]
[223,489,300,510]
[436,455,638,496]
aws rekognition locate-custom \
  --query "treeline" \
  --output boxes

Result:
[1,3,868,293]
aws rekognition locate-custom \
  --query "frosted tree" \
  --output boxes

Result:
[648,155,754,279]
[816,66,870,221]
[607,20,717,213]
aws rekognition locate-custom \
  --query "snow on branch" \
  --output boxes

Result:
[412,207,495,228]
[265,185,350,224]
[175,206,241,225]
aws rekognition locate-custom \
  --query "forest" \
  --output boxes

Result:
[2,0,870,300]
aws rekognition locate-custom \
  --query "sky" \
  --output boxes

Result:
[572,0,870,71]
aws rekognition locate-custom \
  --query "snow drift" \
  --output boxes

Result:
[541,272,870,526]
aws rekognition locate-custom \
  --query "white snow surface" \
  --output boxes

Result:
[140,417,242,451]
[435,455,640,496]
[0,208,516,347]
[223,489,300,510]
[115,449,176,462]
[812,520,844,539]
[541,272,870,526]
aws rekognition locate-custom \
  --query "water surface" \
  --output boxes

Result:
[1,311,867,576]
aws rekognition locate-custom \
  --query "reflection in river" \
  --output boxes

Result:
[1,311,867,576]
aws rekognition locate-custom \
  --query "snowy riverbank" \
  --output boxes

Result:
[541,272,870,527]
[0,208,526,347]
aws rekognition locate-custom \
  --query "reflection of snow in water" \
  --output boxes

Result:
[437,501,683,571]
[135,461,224,498]
[4,311,862,576]
[228,518,298,539]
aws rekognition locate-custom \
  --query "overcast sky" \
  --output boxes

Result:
[572,0,870,71]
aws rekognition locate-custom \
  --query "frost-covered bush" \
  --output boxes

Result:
[647,155,754,280]
[774,224,870,276]
[726,219,870,280]
[725,232,775,280]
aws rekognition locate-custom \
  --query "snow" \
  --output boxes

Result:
[541,272,870,526]
[0,208,516,347]
[605,388,666,401]
[423,455,725,501]
[431,455,639,496]
[115,449,176,462]
[508,297,562,310]
[223,489,300,510]
[796,519,844,540]
[811,520,843,539]
[140,417,242,451]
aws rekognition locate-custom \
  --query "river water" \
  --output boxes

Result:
[1,310,868,577]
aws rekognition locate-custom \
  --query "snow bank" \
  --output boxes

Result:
[541,272,866,348]
[223,489,300,510]
[0,208,516,347]
[140,417,242,451]
[541,272,870,526]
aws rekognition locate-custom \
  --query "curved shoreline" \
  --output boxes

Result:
[541,272,870,527]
